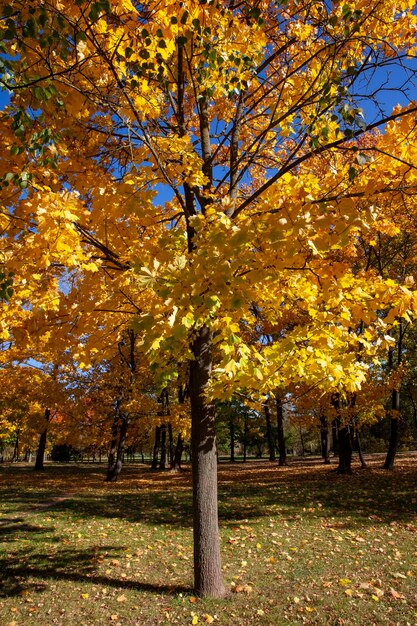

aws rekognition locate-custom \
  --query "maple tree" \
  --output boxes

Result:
[2,0,417,597]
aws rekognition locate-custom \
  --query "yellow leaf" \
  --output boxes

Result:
[339,578,352,586]
[344,589,353,596]
[192,616,199,625]
[117,595,127,602]
[203,614,214,624]
[81,593,89,599]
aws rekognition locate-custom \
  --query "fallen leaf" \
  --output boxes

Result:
[116,595,126,602]
[203,614,214,624]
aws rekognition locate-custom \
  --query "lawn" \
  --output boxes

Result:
[1,455,417,625]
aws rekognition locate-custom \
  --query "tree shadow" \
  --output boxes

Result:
[0,519,57,543]
[0,543,191,598]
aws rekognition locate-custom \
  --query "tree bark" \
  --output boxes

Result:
[383,332,402,470]
[331,419,339,456]
[107,414,129,482]
[159,423,167,469]
[264,400,276,461]
[168,422,175,467]
[276,397,287,466]
[34,409,50,471]
[243,414,248,462]
[355,430,367,469]
[151,425,161,470]
[190,324,226,598]
[107,403,121,480]
[319,413,331,464]
[11,430,20,462]
[172,432,184,470]
[336,425,353,473]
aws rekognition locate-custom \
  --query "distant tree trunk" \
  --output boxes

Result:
[34,409,51,471]
[264,400,276,461]
[152,425,161,470]
[107,404,121,479]
[320,414,331,464]
[243,414,248,462]
[229,414,236,462]
[11,430,20,462]
[331,420,339,456]
[384,331,402,469]
[355,430,367,469]
[23,448,31,462]
[168,423,175,466]
[107,414,129,482]
[276,397,287,466]
[299,425,305,456]
[172,432,184,470]
[159,423,167,469]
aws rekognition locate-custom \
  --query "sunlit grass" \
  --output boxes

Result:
[1,454,417,625]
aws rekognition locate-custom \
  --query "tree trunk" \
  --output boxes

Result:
[107,414,129,482]
[264,400,276,461]
[168,423,175,467]
[11,430,20,462]
[159,423,167,469]
[320,414,331,464]
[34,409,50,471]
[336,425,353,473]
[331,419,339,456]
[229,414,235,462]
[152,425,161,470]
[355,430,367,469]
[299,425,305,456]
[190,324,226,598]
[276,397,287,466]
[384,332,402,470]
[243,414,248,462]
[172,432,184,470]
[107,406,120,480]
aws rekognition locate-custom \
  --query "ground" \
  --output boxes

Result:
[1,454,417,626]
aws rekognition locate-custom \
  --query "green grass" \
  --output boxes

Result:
[1,454,417,625]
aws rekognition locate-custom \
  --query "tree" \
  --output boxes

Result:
[2,0,417,597]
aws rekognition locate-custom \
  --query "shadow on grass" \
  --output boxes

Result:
[1,460,417,531]
[0,543,191,598]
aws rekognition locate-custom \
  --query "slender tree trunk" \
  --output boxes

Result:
[190,324,226,598]
[356,430,367,469]
[152,426,161,470]
[229,414,235,462]
[276,397,287,466]
[264,400,276,461]
[11,430,20,462]
[384,330,402,470]
[320,414,331,464]
[159,423,167,469]
[172,432,184,470]
[299,425,305,456]
[107,415,129,482]
[331,420,339,456]
[34,409,50,471]
[243,415,248,462]
[168,423,175,467]
[107,407,120,480]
